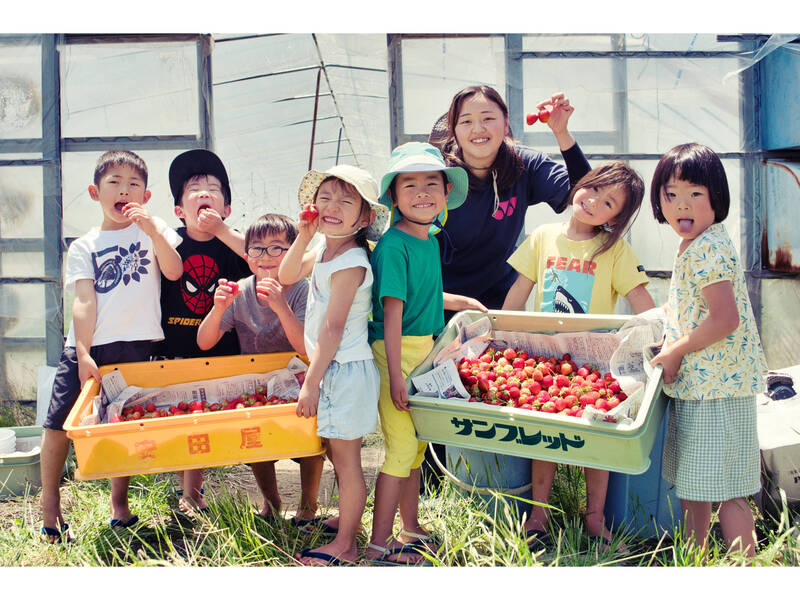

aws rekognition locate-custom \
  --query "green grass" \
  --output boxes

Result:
[1,460,798,567]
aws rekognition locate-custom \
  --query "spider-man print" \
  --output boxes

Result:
[181,254,219,314]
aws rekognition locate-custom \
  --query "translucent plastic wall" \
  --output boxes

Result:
[0,33,798,407]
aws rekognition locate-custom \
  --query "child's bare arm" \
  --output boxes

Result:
[650,280,739,383]
[443,293,488,313]
[383,296,409,412]
[625,284,656,314]
[501,273,535,311]
[210,220,246,258]
[196,279,239,350]
[122,203,182,280]
[278,219,317,285]
[296,266,364,418]
[72,278,101,385]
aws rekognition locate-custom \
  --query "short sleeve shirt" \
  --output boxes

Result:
[64,217,182,347]
[507,222,648,314]
[219,274,308,354]
[368,227,445,342]
[662,223,767,400]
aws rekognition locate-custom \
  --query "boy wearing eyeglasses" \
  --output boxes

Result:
[197,213,324,525]
[155,149,251,512]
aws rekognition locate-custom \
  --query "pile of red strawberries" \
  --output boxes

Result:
[457,347,627,417]
[108,386,296,423]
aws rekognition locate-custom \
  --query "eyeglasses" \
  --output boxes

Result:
[246,245,289,258]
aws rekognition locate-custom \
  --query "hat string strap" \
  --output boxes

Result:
[436,218,458,266]
[491,170,500,217]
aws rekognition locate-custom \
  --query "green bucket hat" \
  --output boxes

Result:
[378,142,468,229]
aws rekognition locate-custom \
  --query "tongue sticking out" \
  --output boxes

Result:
[678,219,693,233]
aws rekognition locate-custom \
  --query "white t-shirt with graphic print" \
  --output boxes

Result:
[64,217,182,348]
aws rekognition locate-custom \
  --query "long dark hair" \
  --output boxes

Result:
[569,161,645,261]
[441,85,524,192]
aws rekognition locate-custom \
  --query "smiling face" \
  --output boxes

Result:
[175,174,231,231]
[659,175,716,246]
[245,232,291,280]
[89,164,151,230]
[391,171,451,230]
[314,178,371,238]
[453,93,509,170]
[571,183,627,231]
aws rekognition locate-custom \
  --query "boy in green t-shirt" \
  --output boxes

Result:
[365,142,485,564]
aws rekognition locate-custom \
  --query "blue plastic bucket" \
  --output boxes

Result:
[440,445,533,522]
[604,409,682,538]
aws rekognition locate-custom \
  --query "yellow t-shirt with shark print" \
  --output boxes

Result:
[507,222,648,314]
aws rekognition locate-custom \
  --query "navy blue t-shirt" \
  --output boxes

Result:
[437,144,590,310]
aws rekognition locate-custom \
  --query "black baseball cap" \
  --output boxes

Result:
[168,149,231,206]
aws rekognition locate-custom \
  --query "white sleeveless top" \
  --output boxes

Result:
[304,243,375,364]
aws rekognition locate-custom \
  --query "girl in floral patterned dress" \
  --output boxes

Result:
[649,143,766,558]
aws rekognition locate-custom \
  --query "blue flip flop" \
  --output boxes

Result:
[41,522,73,543]
[296,547,353,566]
[109,515,139,529]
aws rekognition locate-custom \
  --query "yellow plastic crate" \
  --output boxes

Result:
[408,311,666,475]
[63,352,324,480]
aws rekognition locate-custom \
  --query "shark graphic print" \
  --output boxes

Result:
[540,255,597,314]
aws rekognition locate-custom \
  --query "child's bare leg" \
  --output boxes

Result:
[40,428,71,537]
[297,438,363,564]
[718,497,756,557]
[180,469,207,510]
[250,461,280,517]
[110,476,134,522]
[584,468,611,537]
[366,471,425,564]
[397,467,428,540]
[297,455,324,521]
[524,459,557,533]
[681,499,712,554]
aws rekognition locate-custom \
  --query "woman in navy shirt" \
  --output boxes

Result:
[437,85,590,311]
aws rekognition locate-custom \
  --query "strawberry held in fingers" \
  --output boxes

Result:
[538,109,551,123]
[299,203,318,223]
[526,113,539,126]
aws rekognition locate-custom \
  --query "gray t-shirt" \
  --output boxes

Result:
[219,274,308,354]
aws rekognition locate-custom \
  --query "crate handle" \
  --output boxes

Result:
[426,443,532,496]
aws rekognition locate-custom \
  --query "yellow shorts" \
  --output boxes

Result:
[371,335,434,478]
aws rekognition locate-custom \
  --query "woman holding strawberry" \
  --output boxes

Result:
[436,85,591,314]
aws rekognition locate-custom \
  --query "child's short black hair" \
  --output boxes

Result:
[245,213,298,250]
[650,143,730,224]
[93,150,148,187]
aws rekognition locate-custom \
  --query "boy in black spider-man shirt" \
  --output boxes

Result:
[153,149,250,511]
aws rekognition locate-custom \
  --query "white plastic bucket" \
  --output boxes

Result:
[0,428,16,455]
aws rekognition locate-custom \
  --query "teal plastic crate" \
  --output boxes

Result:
[408,311,666,475]
[0,426,44,499]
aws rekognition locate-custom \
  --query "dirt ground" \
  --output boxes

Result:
[204,431,386,517]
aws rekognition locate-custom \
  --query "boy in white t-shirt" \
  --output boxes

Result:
[39,150,183,543]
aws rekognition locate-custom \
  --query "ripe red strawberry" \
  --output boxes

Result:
[526,112,539,125]
[538,109,551,123]
[560,362,573,376]
[177,402,189,412]
[227,280,239,294]
[299,203,319,223]
[502,348,517,361]
[145,403,157,413]
[189,400,204,412]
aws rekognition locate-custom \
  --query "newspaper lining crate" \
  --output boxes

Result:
[407,311,666,475]
[63,352,324,480]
